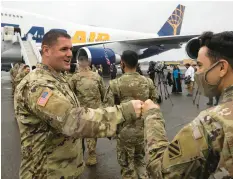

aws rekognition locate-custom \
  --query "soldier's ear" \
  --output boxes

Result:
[219,60,229,77]
[42,45,50,57]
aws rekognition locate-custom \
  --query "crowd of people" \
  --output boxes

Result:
[10,30,233,179]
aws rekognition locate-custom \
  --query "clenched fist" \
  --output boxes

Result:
[142,99,160,113]
[131,100,143,118]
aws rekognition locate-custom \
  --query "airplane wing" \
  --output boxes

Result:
[119,34,198,46]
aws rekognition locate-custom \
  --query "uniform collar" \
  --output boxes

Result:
[123,72,139,75]
[36,63,66,82]
[220,85,233,103]
[78,66,91,72]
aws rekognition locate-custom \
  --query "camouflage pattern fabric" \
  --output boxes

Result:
[14,70,29,89]
[10,63,22,95]
[104,72,158,179]
[14,63,136,179]
[69,67,106,165]
[143,85,233,178]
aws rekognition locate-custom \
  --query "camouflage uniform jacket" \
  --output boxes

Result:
[63,71,73,81]
[69,67,106,109]
[10,63,20,81]
[92,66,97,73]
[14,70,29,88]
[104,72,158,143]
[14,63,137,179]
[143,85,233,178]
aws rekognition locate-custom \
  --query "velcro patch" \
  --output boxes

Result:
[168,140,182,159]
[193,126,203,140]
[37,88,53,107]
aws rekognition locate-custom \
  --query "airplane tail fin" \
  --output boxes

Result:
[158,4,185,36]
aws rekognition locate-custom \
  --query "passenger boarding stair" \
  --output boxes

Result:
[1,26,41,69]
[16,33,41,69]
[21,41,38,67]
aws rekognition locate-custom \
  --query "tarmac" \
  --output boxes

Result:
[1,71,211,179]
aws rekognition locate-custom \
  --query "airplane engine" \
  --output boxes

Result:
[76,47,121,65]
[185,37,200,59]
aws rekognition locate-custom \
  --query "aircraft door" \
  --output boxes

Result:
[3,26,14,41]
[14,27,21,36]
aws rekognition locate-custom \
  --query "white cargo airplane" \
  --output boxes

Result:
[1,4,197,70]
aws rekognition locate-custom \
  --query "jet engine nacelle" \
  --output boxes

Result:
[76,47,121,65]
[185,37,200,59]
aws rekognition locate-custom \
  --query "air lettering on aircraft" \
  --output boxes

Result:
[72,31,110,43]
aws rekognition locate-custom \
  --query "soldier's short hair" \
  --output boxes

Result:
[121,50,138,68]
[42,30,71,46]
[23,65,30,69]
[199,31,233,67]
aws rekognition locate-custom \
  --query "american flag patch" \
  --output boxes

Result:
[37,88,53,107]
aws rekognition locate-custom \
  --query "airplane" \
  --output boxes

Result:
[1,4,198,72]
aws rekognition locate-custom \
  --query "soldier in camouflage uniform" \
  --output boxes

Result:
[69,56,106,166]
[14,30,143,179]
[142,31,233,178]
[14,65,30,88]
[92,64,97,73]
[104,50,158,179]
[10,63,22,95]
[10,63,19,81]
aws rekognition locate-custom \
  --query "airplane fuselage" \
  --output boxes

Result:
[1,7,157,56]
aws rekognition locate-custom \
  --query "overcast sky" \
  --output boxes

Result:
[2,1,233,61]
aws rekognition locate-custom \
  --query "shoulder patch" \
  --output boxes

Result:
[37,88,53,107]
[192,126,203,140]
[168,140,182,159]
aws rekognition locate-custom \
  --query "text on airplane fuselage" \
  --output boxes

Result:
[1,24,110,43]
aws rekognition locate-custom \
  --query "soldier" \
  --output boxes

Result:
[97,64,103,77]
[136,63,143,75]
[14,65,30,89]
[10,63,21,95]
[104,50,158,179]
[10,63,19,80]
[147,61,156,84]
[142,31,233,178]
[69,55,106,166]
[91,64,97,73]
[110,63,117,79]
[14,30,143,179]
[10,63,24,95]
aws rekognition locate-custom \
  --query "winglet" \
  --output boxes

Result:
[158,4,185,36]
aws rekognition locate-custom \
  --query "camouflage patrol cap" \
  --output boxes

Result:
[186,31,233,61]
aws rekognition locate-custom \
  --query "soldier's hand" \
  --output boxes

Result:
[131,100,143,118]
[142,99,160,113]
